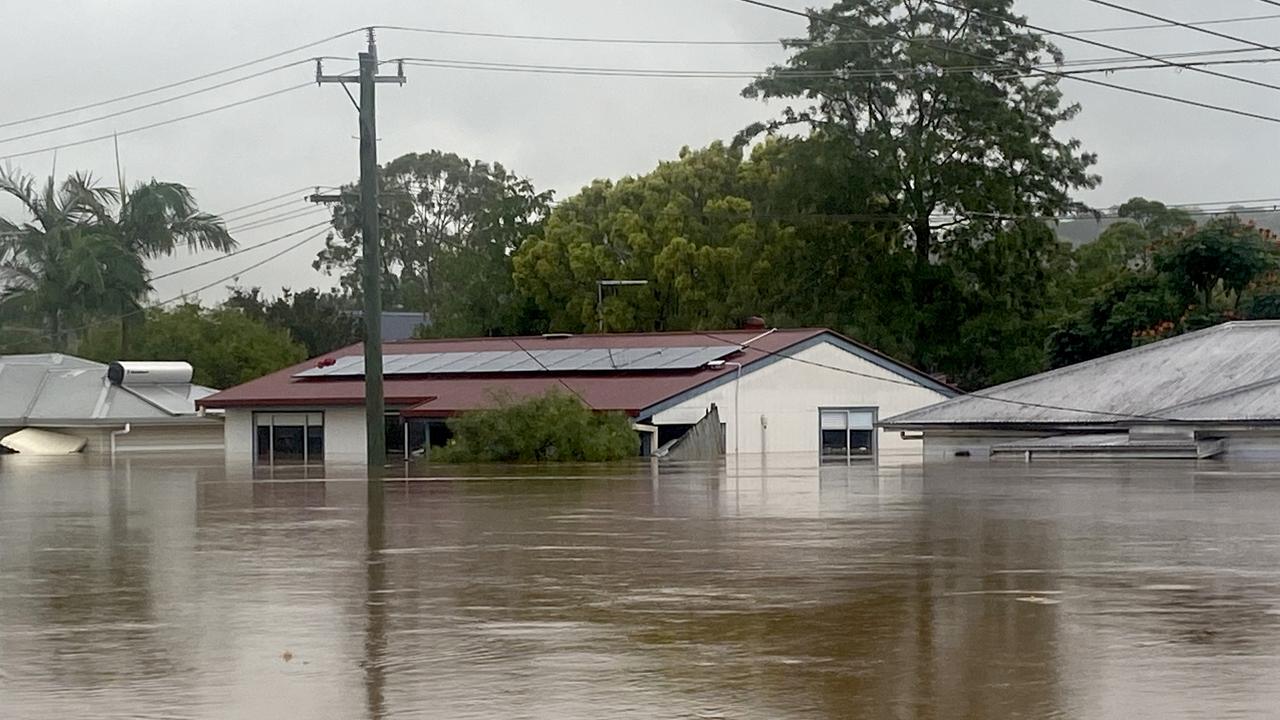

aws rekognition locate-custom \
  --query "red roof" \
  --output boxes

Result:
[197,328,936,416]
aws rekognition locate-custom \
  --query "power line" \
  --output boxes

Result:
[1067,12,1280,34]
[729,0,1280,126]
[693,330,1172,422]
[0,59,316,146]
[507,335,593,406]
[151,220,332,282]
[0,29,361,130]
[216,187,320,219]
[1259,1,1280,10]
[221,197,315,223]
[55,227,331,340]
[398,54,1280,81]
[929,0,1280,96]
[226,206,328,234]
[1083,1,1280,56]
[0,83,312,162]
[377,18,1280,44]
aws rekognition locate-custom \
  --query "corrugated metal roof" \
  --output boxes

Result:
[884,321,1280,427]
[199,328,951,415]
[0,354,216,425]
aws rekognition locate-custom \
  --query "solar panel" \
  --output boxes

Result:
[293,345,740,378]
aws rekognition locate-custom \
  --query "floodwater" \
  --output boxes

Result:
[2,456,1280,719]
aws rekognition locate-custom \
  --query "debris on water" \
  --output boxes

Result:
[1016,596,1061,605]
[1138,584,1198,592]
[282,650,294,662]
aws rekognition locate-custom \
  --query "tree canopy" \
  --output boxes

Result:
[314,151,552,337]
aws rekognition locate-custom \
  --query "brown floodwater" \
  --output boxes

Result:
[2,454,1280,719]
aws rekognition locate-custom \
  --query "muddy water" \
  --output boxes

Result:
[2,455,1279,719]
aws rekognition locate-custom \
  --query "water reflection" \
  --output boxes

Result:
[3,454,1280,718]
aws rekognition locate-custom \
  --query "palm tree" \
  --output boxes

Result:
[0,170,145,349]
[0,169,235,352]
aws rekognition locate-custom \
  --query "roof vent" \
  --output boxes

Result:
[742,316,767,330]
[541,333,574,340]
[107,361,194,386]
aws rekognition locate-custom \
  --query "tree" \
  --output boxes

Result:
[314,151,553,336]
[80,303,306,388]
[0,168,234,351]
[743,0,1099,265]
[436,390,638,462]
[1115,197,1194,239]
[0,170,147,349]
[1156,217,1277,311]
[224,286,362,357]
[515,142,782,333]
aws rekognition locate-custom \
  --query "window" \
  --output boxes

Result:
[254,412,324,464]
[819,408,877,463]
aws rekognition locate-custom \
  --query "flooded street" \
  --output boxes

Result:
[2,456,1280,719]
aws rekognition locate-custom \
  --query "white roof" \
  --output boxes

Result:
[884,321,1280,427]
[0,354,217,425]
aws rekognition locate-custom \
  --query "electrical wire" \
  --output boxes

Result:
[397,54,1280,81]
[0,59,316,146]
[150,220,333,282]
[0,29,361,130]
[929,0,1280,95]
[692,330,1173,422]
[376,16,1280,44]
[221,197,316,224]
[1083,0,1280,55]
[0,83,313,162]
[216,187,324,219]
[507,335,593,405]
[226,206,328,234]
[53,227,331,340]
[1259,0,1280,10]
[729,0,1280,125]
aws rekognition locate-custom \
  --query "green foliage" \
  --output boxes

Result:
[1155,217,1277,310]
[743,0,1098,263]
[79,303,306,388]
[314,150,552,336]
[436,391,638,463]
[1047,273,1184,368]
[0,167,233,352]
[225,286,361,357]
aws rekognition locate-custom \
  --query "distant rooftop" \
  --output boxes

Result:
[884,321,1280,428]
[0,354,216,426]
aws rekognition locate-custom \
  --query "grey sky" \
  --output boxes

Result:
[3,0,1279,305]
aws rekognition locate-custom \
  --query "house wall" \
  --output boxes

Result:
[224,406,368,464]
[647,340,950,463]
[921,431,1054,462]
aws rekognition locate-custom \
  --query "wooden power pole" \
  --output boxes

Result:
[316,29,406,468]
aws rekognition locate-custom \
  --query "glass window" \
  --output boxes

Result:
[253,412,324,465]
[818,408,877,463]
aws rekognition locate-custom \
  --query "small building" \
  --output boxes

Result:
[882,321,1280,462]
[0,354,223,455]
[198,328,955,466]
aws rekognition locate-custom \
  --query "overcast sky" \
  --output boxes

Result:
[4,0,1279,304]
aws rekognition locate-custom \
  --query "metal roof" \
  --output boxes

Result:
[294,345,739,378]
[884,321,1280,427]
[0,354,217,425]
[200,329,953,415]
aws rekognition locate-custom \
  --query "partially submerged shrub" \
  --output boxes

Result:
[435,390,638,463]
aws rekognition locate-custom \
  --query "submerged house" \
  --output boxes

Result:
[197,328,955,466]
[883,321,1280,461]
[0,354,222,455]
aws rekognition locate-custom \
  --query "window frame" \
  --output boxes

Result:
[252,410,325,466]
[818,406,879,464]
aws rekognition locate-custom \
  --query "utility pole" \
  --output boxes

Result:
[316,28,406,468]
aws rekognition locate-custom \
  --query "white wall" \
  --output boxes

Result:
[648,340,950,463]
[324,406,367,463]
[224,406,367,464]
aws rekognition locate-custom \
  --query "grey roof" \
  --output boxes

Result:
[349,311,431,342]
[0,354,217,425]
[883,321,1280,427]
[294,346,739,378]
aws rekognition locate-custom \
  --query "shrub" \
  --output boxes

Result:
[436,390,638,463]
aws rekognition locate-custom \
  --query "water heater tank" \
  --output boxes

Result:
[107,361,195,386]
